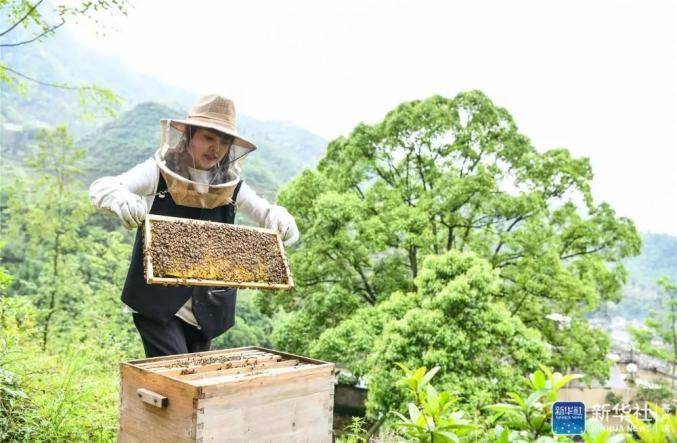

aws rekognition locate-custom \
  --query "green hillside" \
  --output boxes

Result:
[0,26,195,132]
[1,20,327,202]
[626,232,677,285]
[79,102,183,180]
[596,233,677,320]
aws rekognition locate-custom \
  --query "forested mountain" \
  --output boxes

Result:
[597,233,677,320]
[0,24,194,130]
[1,24,327,201]
[626,233,677,285]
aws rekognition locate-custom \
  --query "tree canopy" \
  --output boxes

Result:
[258,90,641,414]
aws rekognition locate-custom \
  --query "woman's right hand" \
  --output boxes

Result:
[111,192,148,229]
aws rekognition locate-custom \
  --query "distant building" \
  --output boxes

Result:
[558,349,675,432]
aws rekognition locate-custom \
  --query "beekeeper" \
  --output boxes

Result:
[89,94,299,358]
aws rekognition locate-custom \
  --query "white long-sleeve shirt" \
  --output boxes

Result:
[89,158,275,328]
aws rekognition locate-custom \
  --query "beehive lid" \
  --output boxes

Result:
[125,347,334,388]
[143,214,293,290]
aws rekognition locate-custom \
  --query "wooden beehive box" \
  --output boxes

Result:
[118,347,335,442]
[143,214,293,290]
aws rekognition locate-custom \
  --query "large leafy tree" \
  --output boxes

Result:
[258,91,640,410]
[314,250,549,415]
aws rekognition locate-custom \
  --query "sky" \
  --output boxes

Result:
[67,0,677,235]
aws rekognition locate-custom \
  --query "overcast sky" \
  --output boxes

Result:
[68,0,676,235]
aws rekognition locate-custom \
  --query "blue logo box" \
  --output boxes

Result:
[552,401,586,435]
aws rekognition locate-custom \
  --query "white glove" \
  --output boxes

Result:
[110,192,148,230]
[265,205,299,247]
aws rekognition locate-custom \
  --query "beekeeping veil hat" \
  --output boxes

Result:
[155,94,256,209]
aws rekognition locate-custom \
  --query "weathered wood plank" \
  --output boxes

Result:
[189,363,328,388]
[136,388,168,408]
[118,363,201,442]
[197,389,334,442]
[197,370,335,407]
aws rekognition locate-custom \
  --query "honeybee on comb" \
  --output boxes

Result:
[144,214,292,290]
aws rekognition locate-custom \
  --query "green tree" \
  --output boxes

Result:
[631,277,677,387]
[313,251,549,415]
[260,91,641,410]
[2,125,92,350]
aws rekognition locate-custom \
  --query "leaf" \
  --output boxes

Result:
[625,415,653,442]
[395,362,411,375]
[530,369,547,390]
[391,411,410,423]
[426,384,440,411]
[552,374,583,391]
[485,403,522,413]
[494,426,511,443]
[413,367,427,383]
[420,365,441,388]
[528,413,545,432]
[0,385,28,399]
[408,402,422,424]
[538,364,555,383]
[434,431,460,443]
[438,391,453,408]
[525,389,548,408]
[507,392,528,410]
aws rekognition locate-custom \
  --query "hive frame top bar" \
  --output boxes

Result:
[143,214,294,290]
[122,346,335,388]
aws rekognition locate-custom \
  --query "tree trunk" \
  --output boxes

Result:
[41,230,60,351]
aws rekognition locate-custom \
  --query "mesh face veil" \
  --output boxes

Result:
[154,120,255,209]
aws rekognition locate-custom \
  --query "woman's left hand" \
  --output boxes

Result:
[265,206,300,246]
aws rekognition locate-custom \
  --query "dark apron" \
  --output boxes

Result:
[121,174,243,339]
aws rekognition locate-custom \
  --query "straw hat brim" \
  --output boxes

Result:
[166,117,257,152]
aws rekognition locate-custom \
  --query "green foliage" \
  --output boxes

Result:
[266,91,641,408]
[212,292,274,349]
[392,364,479,442]
[336,416,370,443]
[309,250,549,417]
[0,296,45,441]
[625,403,677,443]
[631,277,677,382]
[0,125,144,440]
[80,101,184,180]
[485,365,583,440]
[386,364,677,443]
[632,381,675,405]
[581,420,627,443]
[3,125,95,349]
[0,287,125,441]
